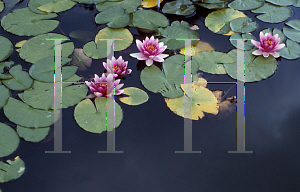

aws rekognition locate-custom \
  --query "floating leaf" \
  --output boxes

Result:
[0,36,13,62]
[193,51,234,74]
[1,7,59,36]
[0,61,13,80]
[251,3,292,23]
[294,0,300,7]
[31,0,77,13]
[277,39,300,59]
[265,0,297,6]
[0,1,4,12]
[16,125,50,143]
[286,20,300,31]
[224,49,277,82]
[96,0,141,13]
[118,87,148,105]
[69,48,92,71]
[4,97,60,128]
[28,0,49,14]
[195,2,228,9]
[2,65,33,91]
[73,0,107,4]
[229,33,255,50]
[230,17,257,33]
[15,40,27,53]
[228,0,265,10]
[142,0,163,8]
[283,28,300,43]
[29,57,76,82]
[0,85,10,109]
[19,33,74,63]
[132,9,168,31]
[83,41,108,59]
[162,0,196,16]
[0,123,19,158]
[95,27,133,51]
[74,97,123,134]
[95,5,130,28]
[180,40,214,56]
[158,26,199,50]
[19,75,88,110]
[205,8,246,34]
[0,156,25,183]
[140,55,198,98]
[165,83,219,120]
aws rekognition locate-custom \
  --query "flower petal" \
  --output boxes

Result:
[146,59,153,66]
[263,52,270,57]
[272,43,285,51]
[251,40,260,48]
[269,51,280,58]
[130,53,148,60]
[252,50,263,56]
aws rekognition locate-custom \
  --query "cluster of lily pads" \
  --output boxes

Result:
[0,0,300,186]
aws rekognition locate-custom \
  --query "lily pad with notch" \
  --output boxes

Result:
[17,125,50,143]
[277,39,300,59]
[0,156,25,183]
[162,0,196,16]
[228,0,265,10]
[0,123,19,158]
[118,87,149,105]
[2,65,33,91]
[251,3,292,23]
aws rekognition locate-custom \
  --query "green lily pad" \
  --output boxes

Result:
[84,27,132,59]
[283,28,300,43]
[266,0,297,6]
[251,3,292,23]
[0,85,10,109]
[19,33,74,64]
[2,65,33,91]
[162,0,196,16]
[1,7,59,36]
[0,36,13,62]
[286,20,300,31]
[277,39,300,59]
[17,125,50,143]
[193,51,234,74]
[230,33,255,51]
[228,0,265,10]
[195,2,228,9]
[261,28,285,43]
[132,9,169,31]
[0,36,13,61]
[72,0,107,4]
[224,49,277,82]
[205,8,247,34]
[118,87,149,105]
[0,61,14,80]
[230,17,257,33]
[171,20,190,28]
[74,97,123,134]
[95,5,130,28]
[28,0,77,13]
[0,1,4,12]
[29,57,76,82]
[69,48,92,71]
[28,0,49,14]
[19,75,88,110]
[158,26,199,50]
[4,97,60,128]
[140,55,198,98]
[0,123,19,158]
[0,156,25,183]
[294,0,300,7]
[96,0,141,13]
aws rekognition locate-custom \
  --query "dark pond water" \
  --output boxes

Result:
[1,0,300,191]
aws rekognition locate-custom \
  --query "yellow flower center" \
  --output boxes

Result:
[114,65,121,71]
[264,40,273,46]
[146,45,155,51]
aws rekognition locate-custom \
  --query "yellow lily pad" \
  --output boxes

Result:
[179,40,214,56]
[142,0,163,8]
[15,40,27,53]
[165,83,218,120]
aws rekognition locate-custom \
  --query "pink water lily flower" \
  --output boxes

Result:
[85,73,124,98]
[130,36,168,66]
[251,32,285,58]
[103,56,132,77]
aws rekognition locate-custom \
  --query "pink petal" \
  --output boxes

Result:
[252,50,263,56]
[94,92,103,97]
[126,69,132,74]
[272,43,285,51]
[146,59,153,66]
[130,53,148,60]
[263,52,270,57]
[269,52,280,58]
[251,40,260,48]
